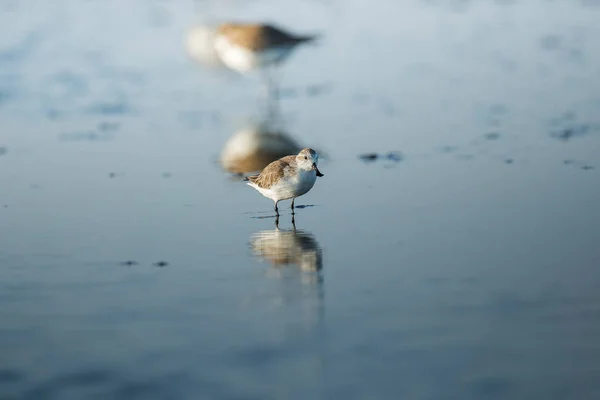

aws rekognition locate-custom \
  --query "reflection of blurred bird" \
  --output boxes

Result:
[213,23,318,73]
[220,125,303,175]
[251,224,323,273]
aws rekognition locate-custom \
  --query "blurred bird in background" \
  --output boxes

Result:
[186,22,319,114]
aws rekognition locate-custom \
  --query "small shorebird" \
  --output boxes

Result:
[213,23,317,74]
[214,23,318,114]
[186,22,318,115]
[244,148,324,215]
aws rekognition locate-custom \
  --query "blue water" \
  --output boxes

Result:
[1,0,600,398]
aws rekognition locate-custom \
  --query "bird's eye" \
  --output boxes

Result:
[304,156,308,160]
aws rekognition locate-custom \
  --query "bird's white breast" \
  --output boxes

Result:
[293,169,317,196]
[272,169,316,200]
[248,167,317,202]
[213,36,295,73]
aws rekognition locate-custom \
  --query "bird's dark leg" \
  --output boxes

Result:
[274,200,279,215]
[291,198,295,214]
[291,214,296,229]
[275,214,280,228]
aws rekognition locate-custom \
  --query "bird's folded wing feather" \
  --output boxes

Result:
[250,156,296,188]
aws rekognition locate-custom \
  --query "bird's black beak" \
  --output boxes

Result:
[313,163,324,177]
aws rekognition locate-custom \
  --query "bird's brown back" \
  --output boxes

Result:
[247,155,296,188]
[218,23,316,51]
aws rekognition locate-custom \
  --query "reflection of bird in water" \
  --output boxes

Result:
[250,219,325,379]
[250,219,323,275]
[186,22,318,115]
[220,125,303,175]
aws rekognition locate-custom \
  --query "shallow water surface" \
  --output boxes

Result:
[1,0,600,399]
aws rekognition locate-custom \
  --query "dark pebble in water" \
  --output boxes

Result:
[563,160,574,165]
[556,128,574,141]
[504,158,514,164]
[120,260,138,266]
[162,172,171,178]
[109,172,116,178]
[359,153,378,162]
[484,132,501,141]
[550,121,596,142]
[294,205,314,209]
[360,152,402,164]
[154,261,169,267]
[385,152,402,162]
[581,165,594,170]
[0,147,6,156]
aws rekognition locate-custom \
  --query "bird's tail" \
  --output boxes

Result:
[295,34,320,45]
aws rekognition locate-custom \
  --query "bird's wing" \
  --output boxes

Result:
[250,155,296,188]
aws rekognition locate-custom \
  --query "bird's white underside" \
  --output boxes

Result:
[248,168,317,203]
[213,36,296,73]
